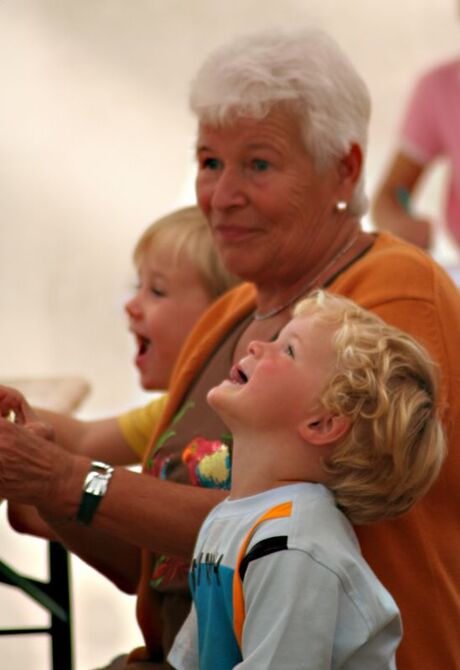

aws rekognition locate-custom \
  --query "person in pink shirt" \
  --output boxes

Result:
[373,58,460,250]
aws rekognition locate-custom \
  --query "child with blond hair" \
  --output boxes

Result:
[169,291,446,670]
[4,205,239,537]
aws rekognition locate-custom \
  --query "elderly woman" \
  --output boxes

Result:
[0,29,459,670]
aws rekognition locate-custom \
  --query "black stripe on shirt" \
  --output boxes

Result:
[239,536,288,581]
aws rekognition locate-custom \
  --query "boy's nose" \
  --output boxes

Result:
[248,340,265,357]
[125,294,141,318]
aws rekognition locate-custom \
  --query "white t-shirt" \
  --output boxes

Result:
[169,483,401,669]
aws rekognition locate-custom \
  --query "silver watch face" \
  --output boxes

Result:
[91,460,113,474]
[85,471,111,496]
[83,462,114,496]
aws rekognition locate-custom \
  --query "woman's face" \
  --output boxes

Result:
[195,106,342,287]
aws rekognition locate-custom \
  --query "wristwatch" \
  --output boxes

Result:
[76,461,114,525]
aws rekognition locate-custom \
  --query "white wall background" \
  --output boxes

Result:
[0,1,459,668]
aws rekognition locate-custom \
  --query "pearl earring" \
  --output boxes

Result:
[335,201,348,212]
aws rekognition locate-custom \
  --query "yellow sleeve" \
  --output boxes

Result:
[117,394,169,459]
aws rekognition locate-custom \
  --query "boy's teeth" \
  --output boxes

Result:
[229,364,248,384]
[139,337,150,354]
[238,369,248,383]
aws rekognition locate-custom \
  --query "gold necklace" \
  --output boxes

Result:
[253,230,360,321]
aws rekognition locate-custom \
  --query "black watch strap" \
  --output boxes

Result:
[76,461,114,525]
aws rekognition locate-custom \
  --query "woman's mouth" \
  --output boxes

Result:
[214,225,258,244]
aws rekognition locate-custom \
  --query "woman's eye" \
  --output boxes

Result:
[202,157,221,170]
[286,345,295,358]
[252,159,270,172]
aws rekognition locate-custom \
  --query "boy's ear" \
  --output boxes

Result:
[298,412,351,446]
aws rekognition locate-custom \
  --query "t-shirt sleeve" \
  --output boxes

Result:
[400,67,443,164]
[237,550,341,669]
[237,550,399,669]
[117,394,168,459]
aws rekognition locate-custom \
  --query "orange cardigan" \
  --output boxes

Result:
[136,233,460,669]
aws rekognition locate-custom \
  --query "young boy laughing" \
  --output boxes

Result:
[169,290,446,670]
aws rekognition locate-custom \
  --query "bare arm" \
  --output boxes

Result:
[2,384,137,542]
[39,510,143,594]
[0,419,224,590]
[372,152,432,249]
[41,466,224,579]
[8,416,137,539]
[35,409,137,464]
[0,384,136,464]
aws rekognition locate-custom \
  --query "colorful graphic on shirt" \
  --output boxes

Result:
[148,399,232,591]
[150,435,232,591]
[182,436,231,489]
[151,554,190,592]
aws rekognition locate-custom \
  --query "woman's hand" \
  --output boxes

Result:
[0,384,55,440]
[0,384,37,422]
[0,418,74,506]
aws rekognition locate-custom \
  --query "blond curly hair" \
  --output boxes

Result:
[294,291,446,525]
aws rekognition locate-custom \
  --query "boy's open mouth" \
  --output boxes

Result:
[137,335,151,356]
[229,364,248,384]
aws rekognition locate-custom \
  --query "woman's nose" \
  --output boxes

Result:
[210,168,247,209]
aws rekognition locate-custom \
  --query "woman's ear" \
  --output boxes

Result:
[338,143,362,186]
[298,412,351,446]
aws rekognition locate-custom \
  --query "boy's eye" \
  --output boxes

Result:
[252,159,270,172]
[150,286,166,298]
[286,344,295,358]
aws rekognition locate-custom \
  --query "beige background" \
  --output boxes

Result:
[0,1,459,668]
